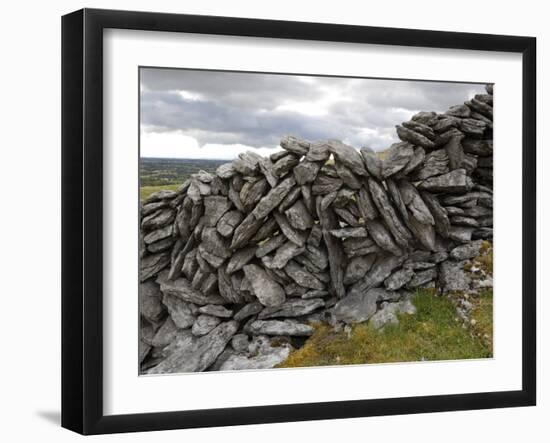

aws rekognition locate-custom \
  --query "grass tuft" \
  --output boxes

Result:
[470,290,493,350]
[278,290,492,369]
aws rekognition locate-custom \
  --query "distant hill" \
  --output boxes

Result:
[140,157,227,187]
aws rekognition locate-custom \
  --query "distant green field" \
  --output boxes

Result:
[140,157,227,202]
[140,184,180,201]
[140,157,226,186]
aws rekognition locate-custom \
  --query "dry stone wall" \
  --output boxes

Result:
[139,84,494,373]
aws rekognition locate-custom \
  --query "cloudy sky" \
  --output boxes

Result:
[140,68,485,159]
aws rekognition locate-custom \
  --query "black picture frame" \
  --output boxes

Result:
[62,8,536,435]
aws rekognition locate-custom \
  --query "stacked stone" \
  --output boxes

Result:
[139,85,494,373]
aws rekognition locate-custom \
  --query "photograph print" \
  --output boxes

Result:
[138,68,494,375]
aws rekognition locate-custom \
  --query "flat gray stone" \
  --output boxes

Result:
[342,236,380,257]
[467,98,493,119]
[280,135,310,155]
[403,120,435,139]
[369,179,412,248]
[398,180,434,225]
[217,267,243,304]
[411,111,438,126]
[250,217,279,243]
[357,186,379,221]
[366,219,403,256]
[259,298,325,319]
[306,141,331,162]
[349,254,407,295]
[421,192,451,238]
[139,280,165,322]
[233,301,264,321]
[433,116,460,133]
[160,277,225,305]
[335,161,362,189]
[407,268,438,288]
[245,319,314,336]
[400,147,426,176]
[344,254,376,285]
[226,246,257,274]
[258,157,279,187]
[460,119,487,137]
[230,213,264,249]
[284,260,325,290]
[219,346,291,371]
[444,134,465,171]
[272,154,300,177]
[448,226,475,243]
[450,215,479,227]
[270,241,305,269]
[359,147,383,180]
[240,178,268,211]
[256,234,286,258]
[198,246,225,268]
[396,125,436,150]
[198,304,233,318]
[450,240,483,260]
[271,150,290,162]
[162,294,196,329]
[294,160,322,185]
[446,104,471,118]
[232,151,261,175]
[140,252,170,282]
[143,189,177,204]
[408,216,437,251]
[278,186,302,212]
[370,300,416,329]
[274,211,307,247]
[203,196,232,227]
[285,200,314,230]
[301,289,330,299]
[413,149,449,181]
[329,227,368,239]
[243,264,286,307]
[440,260,471,292]
[231,334,250,353]
[332,187,355,208]
[143,224,173,245]
[386,178,409,222]
[384,268,414,291]
[418,169,474,194]
[311,174,344,195]
[148,321,238,374]
[150,317,179,348]
[147,237,175,254]
[201,227,231,257]
[332,289,379,324]
[382,142,415,178]
[327,140,368,176]
[252,176,296,219]
[216,162,236,179]
[192,314,221,336]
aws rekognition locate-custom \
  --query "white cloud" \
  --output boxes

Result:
[140,129,282,160]
[140,68,487,158]
[140,130,199,158]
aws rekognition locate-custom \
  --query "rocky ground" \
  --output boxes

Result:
[139,85,494,373]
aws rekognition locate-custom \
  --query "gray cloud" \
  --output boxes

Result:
[140,68,485,153]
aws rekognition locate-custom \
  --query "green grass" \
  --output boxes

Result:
[140,184,180,202]
[278,289,493,369]
[471,289,493,349]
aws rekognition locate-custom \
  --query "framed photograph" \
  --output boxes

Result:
[61,8,536,435]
